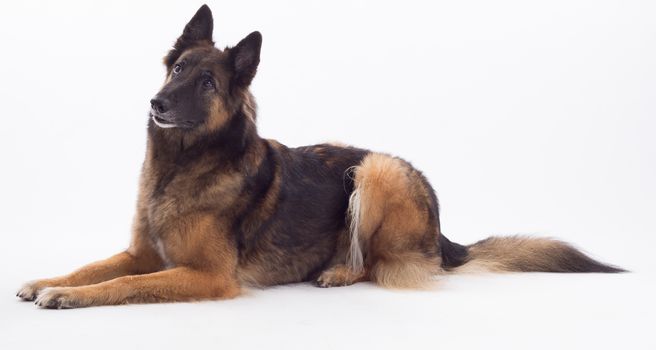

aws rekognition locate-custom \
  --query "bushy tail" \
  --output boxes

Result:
[446,236,625,273]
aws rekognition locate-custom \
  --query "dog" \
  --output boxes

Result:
[17,5,623,309]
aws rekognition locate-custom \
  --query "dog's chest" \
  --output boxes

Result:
[146,163,243,219]
[142,164,245,266]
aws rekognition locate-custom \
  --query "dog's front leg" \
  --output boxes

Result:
[16,249,162,301]
[17,193,163,301]
[34,267,240,309]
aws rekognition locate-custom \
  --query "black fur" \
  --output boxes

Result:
[165,4,214,68]
[439,234,470,269]
[234,143,370,283]
[229,32,262,90]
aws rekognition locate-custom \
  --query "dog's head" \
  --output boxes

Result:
[149,5,260,133]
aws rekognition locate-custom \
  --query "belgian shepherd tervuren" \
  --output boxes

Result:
[17,5,623,309]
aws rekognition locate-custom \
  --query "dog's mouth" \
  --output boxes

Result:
[150,113,196,129]
[151,113,178,129]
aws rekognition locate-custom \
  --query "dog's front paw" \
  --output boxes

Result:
[16,281,47,301]
[34,287,83,309]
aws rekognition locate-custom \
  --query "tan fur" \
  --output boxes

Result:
[34,267,240,308]
[325,141,349,147]
[16,251,161,301]
[206,96,232,132]
[346,153,441,289]
[241,91,257,123]
[454,236,603,273]
[370,254,439,289]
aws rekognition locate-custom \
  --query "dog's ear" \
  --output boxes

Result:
[229,31,262,89]
[165,5,214,67]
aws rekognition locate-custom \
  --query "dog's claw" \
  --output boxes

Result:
[16,282,42,301]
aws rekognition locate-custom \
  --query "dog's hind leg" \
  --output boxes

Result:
[317,153,443,289]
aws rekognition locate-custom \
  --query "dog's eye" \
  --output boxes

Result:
[203,78,215,89]
[173,64,183,74]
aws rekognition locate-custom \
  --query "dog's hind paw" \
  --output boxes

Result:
[315,265,366,288]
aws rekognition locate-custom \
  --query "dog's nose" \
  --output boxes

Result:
[150,98,169,114]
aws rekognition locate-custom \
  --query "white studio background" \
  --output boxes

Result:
[0,1,654,349]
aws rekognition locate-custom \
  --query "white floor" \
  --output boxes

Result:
[2,243,654,350]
